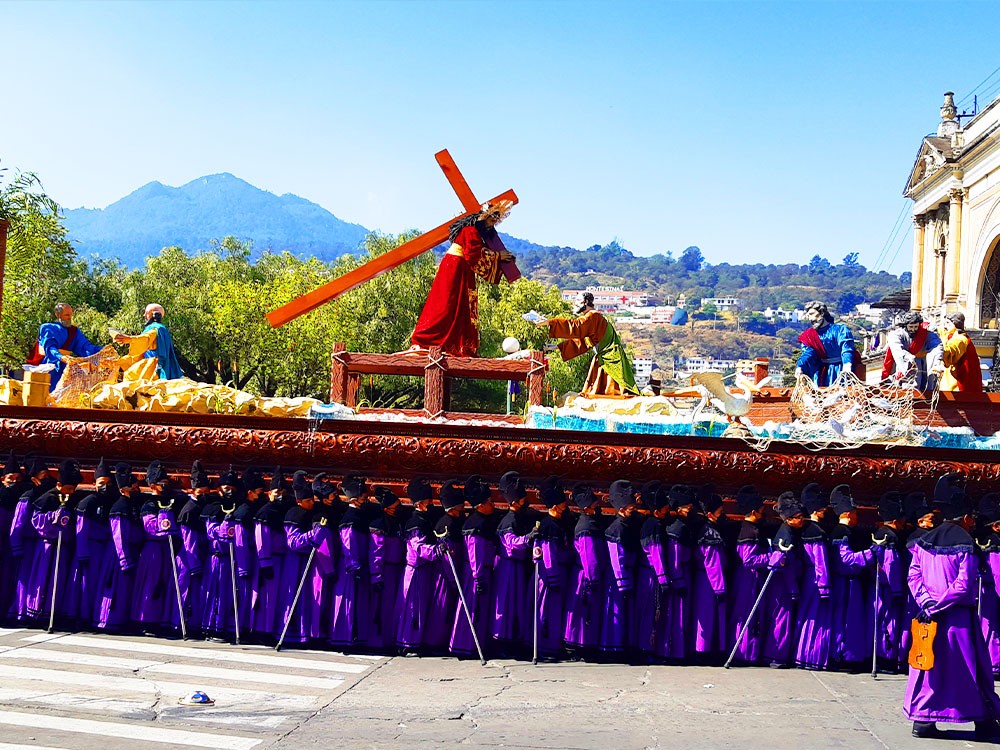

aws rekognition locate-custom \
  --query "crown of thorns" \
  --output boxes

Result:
[479,199,513,224]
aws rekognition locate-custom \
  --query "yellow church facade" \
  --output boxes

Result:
[905,92,1000,329]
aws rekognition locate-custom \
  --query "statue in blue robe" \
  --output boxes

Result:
[27,304,102,390]
[795,301,856,387]
[113,304,184,380]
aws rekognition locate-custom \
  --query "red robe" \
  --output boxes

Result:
[940,328,983,393]
[411,225,500,357]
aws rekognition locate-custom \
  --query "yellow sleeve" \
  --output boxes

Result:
[117,330,158,369]
[940,330,968,368]
[548,311,606,341]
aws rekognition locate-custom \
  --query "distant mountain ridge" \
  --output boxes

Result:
[62,173,372,266]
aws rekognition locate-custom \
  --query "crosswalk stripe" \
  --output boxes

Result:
[0,710,261,749]
[0,688,153,714]
[0,688,291,730]
[23,633,374,673]
[0,664,325,708]
[0,647,161,670]
[143,662,344,690]
[164,711,290,729]
[0,664,160,693]
[0,629,25,637]
[0,743,71,750]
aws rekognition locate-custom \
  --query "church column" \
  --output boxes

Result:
[911,215,926,310]
[946,188,964,303]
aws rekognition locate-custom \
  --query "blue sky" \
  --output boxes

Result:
[4,0,1000,274]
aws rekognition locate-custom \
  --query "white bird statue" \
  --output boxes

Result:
[689,372,770,437]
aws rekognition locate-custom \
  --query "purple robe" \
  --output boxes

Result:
[252,501,288,637]
[425,514,464,652]
[762,524,802,667]
[367,509,405,651]
[728,521,771,664]
[201,513,237,637]
[64,490,114,627]
[794,523,832,670]
[0,481,31,617]
[533,515,570,656]
[691,520,727,656]
[93,495,141,631]
[491,509,536,646]
[231,501,260,634]
[600,515,637,654]
[175,496,208,632]
[8,482,53,620]
[564,513,606,650]
[636,515,669,657]
[396,510,438,649]
[980,534,1000,677]
[903,521,1000,723]
[829,524,874,666]
[278,507,334,644]
[329,506,370,647]
[870,527,907,671]
[24,493,74,621]
[450,510,498,656]
[131,500,181,630]
[899,527,932,662]
[664,518,695,660]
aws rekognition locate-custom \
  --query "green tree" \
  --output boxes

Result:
[701,301,719,329]
[0,165,79,367]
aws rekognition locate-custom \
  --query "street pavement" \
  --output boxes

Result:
[0,627,989,749]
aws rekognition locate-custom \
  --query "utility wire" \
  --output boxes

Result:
[871,201,910,272]
[957,65,1000,108]
[883,221,913,276]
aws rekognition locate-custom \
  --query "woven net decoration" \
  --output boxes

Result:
[743,371,921,452]
[49,346,121,408]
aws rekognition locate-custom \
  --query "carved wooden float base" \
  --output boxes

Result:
[0,405,996,502]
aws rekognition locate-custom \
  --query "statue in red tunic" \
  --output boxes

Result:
[410,200,515,357]
[937,312,983,393]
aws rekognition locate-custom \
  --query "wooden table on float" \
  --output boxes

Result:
[329,343,546,417]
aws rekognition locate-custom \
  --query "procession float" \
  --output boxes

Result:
[3,90,1000,504]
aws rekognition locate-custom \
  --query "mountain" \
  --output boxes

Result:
[62,173,370,266]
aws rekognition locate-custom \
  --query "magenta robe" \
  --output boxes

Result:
[564,514,606,650]
[728,521,772,664]
[794,524,832,670]
[904,522,1000,723]
[329,507,370,647]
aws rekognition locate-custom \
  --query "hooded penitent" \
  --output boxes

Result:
[572,483,598,510]
[735,485,764,515]
[877,491,904,522]
[145,460,168,487]
[292,471,312,501]
[439,479,466,512]
[800,482,826,514]
[830,484,855,516]
[637,480,662,512]
[113,462,135,490]
[269,466,289,493]
[407,477,433,504]
[464,474,491,506]
[190,460,212,490]
[776,491,804,520]
[241,467,265,492]
[218,465,241,491]
[608,480,634,511]
[58,458,83,486]
[499,471,526,504]
[538,476,566,509]
[93,457,111,481]
[341,474,368,500]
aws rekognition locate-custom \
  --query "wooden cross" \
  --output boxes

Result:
[265,150,518,328]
